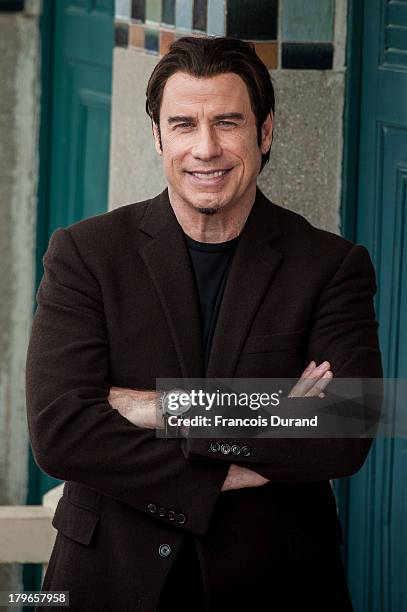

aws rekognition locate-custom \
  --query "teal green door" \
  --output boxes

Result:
[29,0,114,505]
[25,0,113,597]
[48,0,114,229]
[28,0,114,504]
[345,1,407,610]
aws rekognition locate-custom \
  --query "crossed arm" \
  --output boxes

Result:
[107,360,333,491]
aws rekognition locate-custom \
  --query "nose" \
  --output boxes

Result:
[191,125,222,160]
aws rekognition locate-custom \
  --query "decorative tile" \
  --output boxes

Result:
[282,43,333,69]
[115,0,131,19]
[0,1,24,10]
[129,23,145,48]
[145,27,160,53]
[115,21,129,47]
[160,29,176,54]
[254,42,277,69]
[193,0,207,31]
[131,0,145,22]
[227,0,278,40]
[175,0,193,30]
[162,0,175,25]
[282,0,334,42]
[207,0,225,36]
[146,0,161,23]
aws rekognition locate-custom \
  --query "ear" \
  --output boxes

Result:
[260,112,273,154]
[152,121,163,156]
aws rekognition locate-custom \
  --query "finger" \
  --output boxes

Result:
[300,361,316,378]
[288,362,330,397]
[309,361,331,378]
[305,370,333,397]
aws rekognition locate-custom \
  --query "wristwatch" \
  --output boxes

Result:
[160,388,192,437]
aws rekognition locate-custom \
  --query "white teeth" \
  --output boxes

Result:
[191,170,228,178]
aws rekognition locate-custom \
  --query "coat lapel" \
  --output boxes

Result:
[138,188,204,378]
[138,186,284,380]
[206,186,284,378]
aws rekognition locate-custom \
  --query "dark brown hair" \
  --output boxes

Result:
[145,36,275,174]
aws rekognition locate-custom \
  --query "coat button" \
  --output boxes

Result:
[158,507,167,517]
[147,503,158,514]
[241,445,252,456]
[177,513,187,525]
[220,443,231,454]
[210,442,220,453]
[158,544,172,558]
[231,445,241,455]
[168,510,176,521]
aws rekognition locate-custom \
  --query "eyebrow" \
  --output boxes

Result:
[167,112,245,125]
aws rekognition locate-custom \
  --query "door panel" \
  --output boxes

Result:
[48,0,114,230]
[30,0,114,502]
[345,2,407,611]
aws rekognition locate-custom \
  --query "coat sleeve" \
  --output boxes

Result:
[25,227,229,535]
[181,243,384,482]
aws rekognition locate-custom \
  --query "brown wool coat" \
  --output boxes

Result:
[26,186,382,611]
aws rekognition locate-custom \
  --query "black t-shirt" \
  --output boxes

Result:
[183,231,240,373]
[158,231,241,608]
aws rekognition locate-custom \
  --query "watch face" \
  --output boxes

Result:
[162,388,192,416]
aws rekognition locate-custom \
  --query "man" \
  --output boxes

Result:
[26,37,382,611]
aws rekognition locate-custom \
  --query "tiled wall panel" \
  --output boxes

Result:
[114,0,339,70]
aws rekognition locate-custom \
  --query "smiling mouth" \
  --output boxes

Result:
[186,169,232,178]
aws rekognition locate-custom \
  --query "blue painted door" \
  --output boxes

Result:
[25,0,113,597]
[30,0,113,502]
[345,1,407,610]
[48,0,114,229]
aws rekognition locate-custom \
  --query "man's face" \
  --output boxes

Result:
[152,71,272,215]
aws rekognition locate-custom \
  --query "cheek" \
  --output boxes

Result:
[229,133,259,163]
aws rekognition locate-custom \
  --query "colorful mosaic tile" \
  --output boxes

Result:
[160,29,176,54]
[116,0,132,19]
[0,1,24,10]
[254,42,278,69]
[193,0,207,32]
[282,0,334,42]
[115,21,129,47]
[207,0,226,36]
[282,43,333,69]
[145,0,161,23]
[227,0,278,41]
[115,0,338,71]
[145,27,160,53]
[162,0,175,26]
[131,0,145,22]
[175,0,194,31]
[129,23,145,48]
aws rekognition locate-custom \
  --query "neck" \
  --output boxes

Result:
[167,185,256,243]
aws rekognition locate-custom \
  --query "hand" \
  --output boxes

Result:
[288,361,333,398]
[221,463,270,492]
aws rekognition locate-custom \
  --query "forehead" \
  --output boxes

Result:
[160,72,251,115]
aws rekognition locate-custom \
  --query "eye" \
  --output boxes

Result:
[175,121,236,129]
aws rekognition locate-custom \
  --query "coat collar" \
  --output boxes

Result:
[138,186,284,378]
